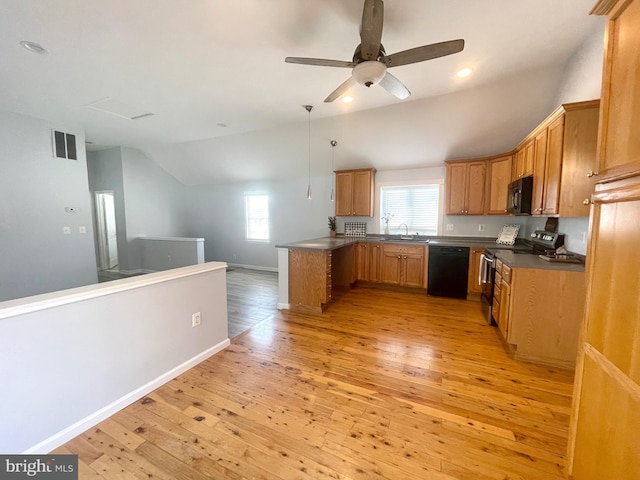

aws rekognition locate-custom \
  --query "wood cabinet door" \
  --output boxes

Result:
[334,172,353,216]
[368,243,381,282]
[532,128,548,215]
[445,163,468,214]
[355,243,369,281]
[513,148,524,180]
[466,161,486,214]
[542,116,565,215]
[380,249,402,285]
[467,248,485,294]
[402,254,424,288]
[497,280,511,340]
[523,141,535,177]
[597,0,640,173]
[558,106,600,217]
[568,174,640,479]
[486,156,512,215]
[352,170,374,216]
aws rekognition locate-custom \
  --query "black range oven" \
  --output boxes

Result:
[479,252,496,324]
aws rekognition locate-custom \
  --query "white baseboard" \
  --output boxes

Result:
[228,263,278,273]
[116,268,144,275]
[23,338,231,454]
[277,303,290,310]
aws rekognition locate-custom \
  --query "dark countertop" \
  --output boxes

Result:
[488,248,585,272]
[276,235,585,272]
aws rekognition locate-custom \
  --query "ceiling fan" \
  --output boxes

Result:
[285,0,464,103]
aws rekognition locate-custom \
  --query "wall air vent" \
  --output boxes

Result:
[52,130,77,160]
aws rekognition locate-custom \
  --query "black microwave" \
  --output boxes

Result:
[507,176,533,215]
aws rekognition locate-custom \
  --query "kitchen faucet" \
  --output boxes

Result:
[398,223,408,235]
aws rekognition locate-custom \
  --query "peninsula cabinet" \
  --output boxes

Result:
[334,168,375,217]
[445,160,486,215]
[494,263,586,369]
[485,155,513,214]
[567,0,640,477]
[379,243,425,288]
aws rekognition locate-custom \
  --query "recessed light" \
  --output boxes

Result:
[342,96,353,104]
[456,68,473,78]
[20,40,48,55]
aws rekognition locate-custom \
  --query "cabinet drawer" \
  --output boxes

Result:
[496,259,504,275]
[492,297,500,321]
[502,264,512,284]
[494,276,502,301]
[383,244,425,256]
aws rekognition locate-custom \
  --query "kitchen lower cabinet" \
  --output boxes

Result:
[356,242,381,282]
[467,247,485,296]
[495,263,586,368]
[379,243,426,288]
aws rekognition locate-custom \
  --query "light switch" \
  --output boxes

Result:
[446,224,454,231]
[79,226,87,234]
[63,226,71,235]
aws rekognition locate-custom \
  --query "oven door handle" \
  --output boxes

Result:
[479,254,494,284]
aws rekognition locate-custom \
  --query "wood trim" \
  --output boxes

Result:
[591,0,634,16]
[592,179,640,203]
[333,167,377,174]
[444,151,513,165]
[583,343,640,402]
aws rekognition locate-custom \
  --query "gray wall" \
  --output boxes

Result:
[86,147,129,270]
[186,176,335,268]
[120,147,188,272]
[0,111,97,302]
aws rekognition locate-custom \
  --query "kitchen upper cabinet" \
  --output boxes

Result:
[379,243,425,287]
[335,168,375,217]
[513,141,534,181]
[445,160,486,215]
[594,0,640,174]
[485,155,513,215]
[527,101,599,217]
[567,1,640,477]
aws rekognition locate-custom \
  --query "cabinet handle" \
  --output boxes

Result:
[375,245,379,248]
[586,171,599,178]
[583,198,592,205]
[403,256,407,259]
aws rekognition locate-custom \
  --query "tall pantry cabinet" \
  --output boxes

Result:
[567,0,640,478]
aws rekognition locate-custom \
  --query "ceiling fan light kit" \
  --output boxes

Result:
[284,0,465,103]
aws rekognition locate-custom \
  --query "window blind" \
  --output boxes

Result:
[380,184,440,235]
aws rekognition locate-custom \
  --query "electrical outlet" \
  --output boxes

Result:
[446,224,454,231]
[191,312,201,327]
[478,224,485,232]
[79,226,87,234]
[63,226,71,235]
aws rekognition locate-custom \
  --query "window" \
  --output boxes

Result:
[380,184,440,235]
[245,194,270,241]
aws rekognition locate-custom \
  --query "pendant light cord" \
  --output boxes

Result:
[304,105,313,199]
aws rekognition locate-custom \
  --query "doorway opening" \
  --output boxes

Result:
[94,191,118,271]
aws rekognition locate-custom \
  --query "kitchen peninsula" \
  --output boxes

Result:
[277,234,586,368]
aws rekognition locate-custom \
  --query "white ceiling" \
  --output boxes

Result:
[1,0,602,184]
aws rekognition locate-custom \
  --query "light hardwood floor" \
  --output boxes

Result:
[54,278,574,479]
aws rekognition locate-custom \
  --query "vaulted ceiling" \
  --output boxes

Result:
[1,0,602,184]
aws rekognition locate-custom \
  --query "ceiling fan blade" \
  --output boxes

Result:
[379,72,410,100]
[285,57,355,68]
[359,0,384,61]
[383,39,465,67]
[324,76,357,103]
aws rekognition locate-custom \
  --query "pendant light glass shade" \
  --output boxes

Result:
[304,105,313,200]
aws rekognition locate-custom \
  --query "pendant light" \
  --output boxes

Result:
[330,140,337,201]
[303,105,313,199]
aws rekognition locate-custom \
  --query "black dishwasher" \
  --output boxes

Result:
[427,246,470,299]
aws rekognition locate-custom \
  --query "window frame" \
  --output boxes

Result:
[376,179,444,236]
[244,193,271,242]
